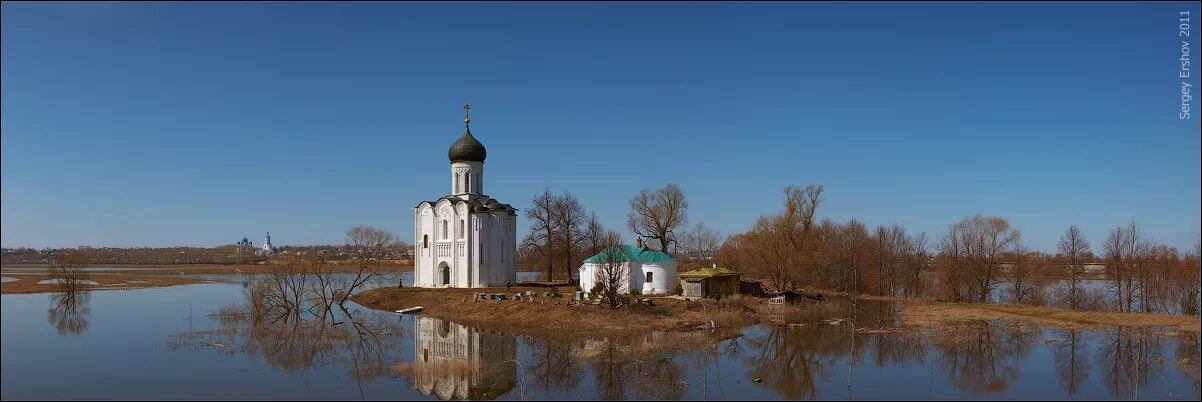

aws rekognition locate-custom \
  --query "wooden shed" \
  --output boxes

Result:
[678,266,742,299]
[739,279,765,296]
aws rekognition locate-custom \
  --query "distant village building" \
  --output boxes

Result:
[578,239,678,295]
[257,232,275,256]
[678,265,742,299]
[413,105,518,288]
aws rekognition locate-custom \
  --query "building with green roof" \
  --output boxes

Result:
[678,264,743,298]
[578,239,678,295]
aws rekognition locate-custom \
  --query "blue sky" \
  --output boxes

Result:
[2,2,1199,252]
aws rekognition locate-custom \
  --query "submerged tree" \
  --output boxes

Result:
[937,215,1021,303]
[1057,225,1092,310]
[46,251,91,335]
[47,250,88,293]
[341,225,396,310]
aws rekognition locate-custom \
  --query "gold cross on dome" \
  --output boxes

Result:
[464,103,471,125]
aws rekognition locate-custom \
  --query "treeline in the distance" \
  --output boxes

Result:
[516,183,1201,316]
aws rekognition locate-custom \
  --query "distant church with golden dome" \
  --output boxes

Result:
[412,105,517,288]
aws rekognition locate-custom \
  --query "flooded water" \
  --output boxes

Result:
[2,278,1199,400]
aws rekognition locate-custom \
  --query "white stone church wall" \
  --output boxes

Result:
[639,262,677,295]
[579,262,633,294]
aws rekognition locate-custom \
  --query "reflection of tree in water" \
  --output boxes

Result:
[866,330,927,368]
[1176,332,1200,392]
[742,324,843,399]
[166,275,404,397]
[1096,326,1164,399]
[582,330,733,401]
[932,321,1036,395]
[47,291,91,336]
[630,353,685,400]
[585,339,680,400]
[739,299,926,399]
[1050,329,1091,396]
[525,338,582,393]
[590,338,630,401]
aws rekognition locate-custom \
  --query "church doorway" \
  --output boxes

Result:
[440,264,450,286]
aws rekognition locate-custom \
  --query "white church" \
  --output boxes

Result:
[413,105,518,288]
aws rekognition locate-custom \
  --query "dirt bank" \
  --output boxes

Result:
[351,284,1202,337]
[350,286,799,340]
[899,299,1201,332]
[0,263,415,294]
[1,263,414,274]
[0,272,217,294]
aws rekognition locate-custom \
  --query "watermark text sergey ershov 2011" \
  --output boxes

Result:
[1181,10,1193,120]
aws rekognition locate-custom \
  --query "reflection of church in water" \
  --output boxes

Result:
[411,316,517,400]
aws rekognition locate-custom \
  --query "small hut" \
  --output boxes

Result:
[678,265,742,299]
[739,279,765,296]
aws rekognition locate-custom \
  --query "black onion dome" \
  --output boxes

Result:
[448,127,487,163]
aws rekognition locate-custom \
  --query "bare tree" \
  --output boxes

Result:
[47,252,92,336]
[524,188,559,281]
[627,183,689,253]
[47,251,88,293]
[1182,240,1201,316]
[938,215,1020,303]
[872,225,907,297]
[829,219,870,294]
[552,192,588,282]
[1057,225,1091,310]
[742,184,824,292]
[592,237,629,309]
[1008,245,1033,304]
[1103,222,1145,313]
[680,222,722,269]
[902,232,929,298]
[582,212,619,257]
[781,184,824,288]
[341,225,396,309]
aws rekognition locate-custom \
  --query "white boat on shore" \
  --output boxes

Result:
[395,306,424,314]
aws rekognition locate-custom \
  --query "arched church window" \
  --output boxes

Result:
[465,174,471,194]
[459,220,465,239]
[645,271,654,283]
[454,173,460,193]
[442,221,448,240]
[423,234,429,248]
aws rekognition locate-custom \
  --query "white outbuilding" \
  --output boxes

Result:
[578,240,678,295]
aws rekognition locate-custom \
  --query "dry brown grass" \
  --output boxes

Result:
[0,272,216,294]
[1,262,415,294]
[352,287,784,339]
[902,300,1201,332]
[2,263,413,274]
[352,287,850,340]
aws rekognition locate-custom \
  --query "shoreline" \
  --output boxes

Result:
[0,263,417,294]
[349,286,775,340]
[351,286,1202,338]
